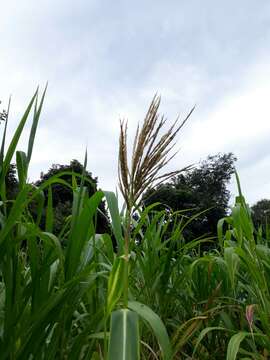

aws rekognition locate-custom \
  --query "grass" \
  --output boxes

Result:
[0,89,270,359]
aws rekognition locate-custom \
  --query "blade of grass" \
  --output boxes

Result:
[128,301,172,360]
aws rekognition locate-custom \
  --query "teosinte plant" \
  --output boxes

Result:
[106,95,194,359]
[118,95,194,213]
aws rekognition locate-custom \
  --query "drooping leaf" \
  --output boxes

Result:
[226,332,261,360]
[193,327,228,357]
[128,301,172,360]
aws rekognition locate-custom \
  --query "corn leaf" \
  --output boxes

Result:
[128,301,172,360]
[108,309,140,360]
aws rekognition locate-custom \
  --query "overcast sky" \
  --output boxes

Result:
[1,0,270,205]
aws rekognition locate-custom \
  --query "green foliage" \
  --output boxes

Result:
[128,301,172,360]
[251,198,270,237]
[34,159,110,236]
[143,153,236,243]
[1,91,270,360]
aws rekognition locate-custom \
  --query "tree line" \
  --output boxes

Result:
[5,154,270,245]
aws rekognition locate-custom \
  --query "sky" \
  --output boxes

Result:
[1,0,270,205]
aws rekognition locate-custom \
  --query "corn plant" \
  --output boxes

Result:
[105,95,194,359]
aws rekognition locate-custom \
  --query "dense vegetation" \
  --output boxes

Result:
[34,159,110,236]
[142,153,236,244]
[0,90,270,359]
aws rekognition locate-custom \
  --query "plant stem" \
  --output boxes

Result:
[123,211,131,308]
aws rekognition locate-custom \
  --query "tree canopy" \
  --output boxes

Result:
[251,198,270,233]
[35,159,110,235]
[142,153,237,241]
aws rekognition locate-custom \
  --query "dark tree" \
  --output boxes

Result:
[35,159,110,235]
[251,199,270,233]
[142,153,236,241]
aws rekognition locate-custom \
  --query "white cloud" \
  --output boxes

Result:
[180,57,270,204]
[1,0,270,205]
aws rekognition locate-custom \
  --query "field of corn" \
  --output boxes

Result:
[0,88,269,359]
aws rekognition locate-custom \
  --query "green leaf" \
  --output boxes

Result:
[104,191,124,253]
[45,186,53,233]
[128,301,172,360]
[34,189,45,225]
[65,191,104,279]
[226,332,253,360]
[102,233,115,264]
[193,327,228,357]
[224,247,239,291]
[27,84,47,163]
[108,309,140,360]
[217,217,226,248]
[0,96,11,165]
[16,150,28,189]
[0,185,30,246]
[107,256,125,314]
[0,90,37,184]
